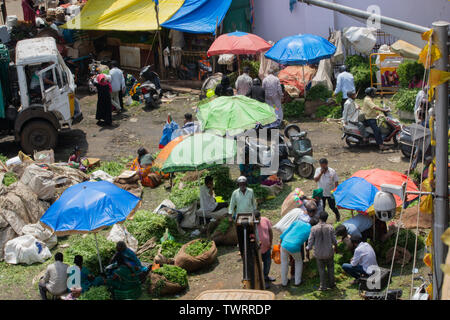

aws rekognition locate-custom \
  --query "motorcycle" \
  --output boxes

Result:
[139,65,162,109]
[342,108,402,148]
[398,123,431,158]
[284,124,316,179]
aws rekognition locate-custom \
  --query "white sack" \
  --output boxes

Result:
[4,235,51,265]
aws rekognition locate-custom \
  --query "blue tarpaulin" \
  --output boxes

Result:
[162,0,232,34]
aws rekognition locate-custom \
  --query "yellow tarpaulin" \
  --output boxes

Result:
[63,0,184,31]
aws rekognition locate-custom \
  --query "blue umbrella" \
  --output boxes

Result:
[40,181,141,272]
[264,34,336,65]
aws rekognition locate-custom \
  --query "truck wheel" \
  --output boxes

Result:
[20,120,57,154]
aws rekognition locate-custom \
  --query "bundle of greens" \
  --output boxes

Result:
[2,172,18,186]
[306,84,332,101]
[397,60,425,88]
[160,240,182,259]
[87,156,132,177]
[282,100,305,119]
[79,286,111,300]
[139,245,160,263]
[249,184,269,200]
[207,166,235,201]
[169,175,201,208]
[125,210,179,244]
[315,105,341,119]
[153,265,188,287]
[241,60,261,79]
[65,234,116,274]
[392,88,420,112]
[185,239,213,257]
[0,153,7,163]
[370,228,425,260]
[344,55,377,95]
[214,218,231,235]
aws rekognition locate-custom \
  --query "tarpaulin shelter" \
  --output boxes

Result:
[162,0,232,34]
[333,169,419,215]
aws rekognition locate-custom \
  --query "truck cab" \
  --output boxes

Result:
[0,37,82,154]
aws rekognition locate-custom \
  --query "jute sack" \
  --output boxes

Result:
[154,246,175,265]
[281,190,299,216]
[174,239,217,272]
[207,218,238,246]
[149,272,186,296]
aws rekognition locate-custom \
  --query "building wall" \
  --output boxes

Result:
[253,0,450,42]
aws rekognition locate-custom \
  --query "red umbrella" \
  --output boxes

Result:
[207,31,272,57]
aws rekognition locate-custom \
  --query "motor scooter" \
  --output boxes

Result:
[140,65,162,109]
[284,124,315,178]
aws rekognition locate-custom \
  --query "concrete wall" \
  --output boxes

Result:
[253,0,450,42]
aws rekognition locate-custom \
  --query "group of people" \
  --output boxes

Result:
[224,155,390,291]
[38,241,146,300]
[214,66,284,128]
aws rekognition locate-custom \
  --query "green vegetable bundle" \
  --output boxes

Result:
[315,105,341,119]
[392,88,420,112]
[397,60,425,88]
[79,286,111,300]
[2,172,18,186]
[88,156,132,177]
[207,166,235,202]
[215,218,231,235]
[65,234,116,275]
[185,239,213,257]
[160,240,182,259]
[0,153,7,163]
[370,228,425,260]
[125,210,179,245]
[344,55,377,96]
[249,184,269,200]
[282,100,305,119]
[153,265,188,287]
[306,84,332,101]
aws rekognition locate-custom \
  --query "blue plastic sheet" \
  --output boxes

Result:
[162,0,232,34]
[40,181,141,234]
[333,177,380,213]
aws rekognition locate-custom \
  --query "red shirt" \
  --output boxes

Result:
[257,217,272,254]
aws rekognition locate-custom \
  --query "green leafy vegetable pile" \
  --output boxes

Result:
[344,55,377,96]
[315,105,341,119]
[282,100,305,119]
[65,234,116,274]
[249,184,269,200]
[0,153,7,163]
[306,84,332,101]
[88,156,133,177]
[215,218,231,235]
[79,286,111,300]
[160,240,182,259]
[153,265,188,287]
[392,88,420,112]
[185,239,213,257]
[125,210,179,245]
[2,172,18,186]
[207,166,235,202]
[169,173,202,208]
[139,245,160,263]
[369,228,425,260]
[397,60,425,88]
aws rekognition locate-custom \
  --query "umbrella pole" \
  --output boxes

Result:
[238,55,241,75]
[302,65,306,99]
[94,233,104,274]
[197,169,207,225]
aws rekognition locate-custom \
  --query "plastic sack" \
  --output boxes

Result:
[21,223,57,249]
[107,224,138,252]
[273,208,302,233]
[160,228,175,243]
[4,235,51,265]
[20,164,56,200]
[343,27,377,54]
[218,54,235,65]
[271,244,281,264]
[90,169,114,182]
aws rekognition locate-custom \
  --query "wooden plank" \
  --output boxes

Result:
[160,83,201,95]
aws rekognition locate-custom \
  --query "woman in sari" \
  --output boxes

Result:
[94,74,113,126]
[130,148,164,188]
[106,254,141,292]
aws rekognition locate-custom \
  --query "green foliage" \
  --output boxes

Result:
[315,105,341,119]
[306,84,332,101]
[169,173,202,208]
[241,60,261,79]
[160,240,182,259]
[2,172,18,186]
[65,234,116,275]
[397,60,425,88]
[344,55,377,96]
[139,245,160,263]
[79,286,111,300]
[282,100,305,119]
[0,154,7,163]
[88,157,133,177]
[185,239,212,257]
[345,55,367,70]
[207,166,235,202]
[393,88,420,112]
[249,184,269,200]
[125,210,179,245]
[370,228,425,260]
[215,218,231,235]
[153,265,188,287]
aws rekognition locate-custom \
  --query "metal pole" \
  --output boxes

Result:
[94,233,104,274]
[431,20,449,301]
[155,4,165,80]
[299,0,430,34]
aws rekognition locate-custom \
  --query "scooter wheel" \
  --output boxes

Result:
[296,163,314,179]
[345,136,360,148]
[278,164,294,182]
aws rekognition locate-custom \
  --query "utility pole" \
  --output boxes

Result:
[155,3,165,80]
[431,21,449,301]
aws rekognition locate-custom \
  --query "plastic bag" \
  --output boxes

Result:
[271,244,281,264]
[4,235,51,265]
[107,224,138,252]
[273,208,302,233]
[160,228,175,243]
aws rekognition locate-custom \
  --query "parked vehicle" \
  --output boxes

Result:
[398,123,431,158]
[342,108,402,148]
[284,124,315,179]
[139,65,162,109]
[0,38,82,154]
[412,270,432,300]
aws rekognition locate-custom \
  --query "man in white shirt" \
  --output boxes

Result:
[334,65,355,116]
[199,176,228,217]
[414,88,427,124]
[342,235,378,284]
[314,158,341,221]
[343,91,368,141]
[235,66,253,96]
[39,252,69,300]
[109,61,126,113]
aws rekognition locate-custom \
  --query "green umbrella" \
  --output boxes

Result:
[152,132,237,173]
[197,96,277,136]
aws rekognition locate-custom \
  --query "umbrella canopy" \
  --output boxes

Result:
[40,181,141,235]
[197,95,277,136]
[207,31,272,57]
[264,34,336,65]
[152,132,237,173]
[333,169,419,215]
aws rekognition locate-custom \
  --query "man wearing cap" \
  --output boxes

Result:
[309,188,324,214]
[342,235,378,285]
[228,176,257,256]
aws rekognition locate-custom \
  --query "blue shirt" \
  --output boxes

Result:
[342,214,373,238]
[280,220,311,253]
[334,71,355,99]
